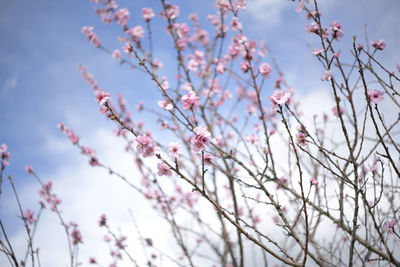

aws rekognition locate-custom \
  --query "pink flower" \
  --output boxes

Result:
[111,49,121,59]
[1,144,10,167]
[367,89,384,104]
[23,210,36,224]
[165,3,179,20]
[70,223,83,245]
[386,219,396,233]
[25,165,33,174]
[246,134,258,145]
[310,177,318,186]
[188,59,199,71]
[95,90,110,105]
[332,105,344,116]
[122,42,132,55]
[312,48,324,56]
[305,22,321,34]
[203,153,215,165]
[321,69,332,81]
[271,89,291,105]
[231,17,242,31]
[191,126,211,153]
[81,26,101,47]
[67,130,80,145]
[98,214,107,227]
[136,134,159,158]
[151,59,163,70]
[0,143,7,154]
[113,8,130,25]
[181,91,200,110]
[158,99,173,110]
[329,21,343,40]
[396,62,400,73]
[168,142,182,159]
[157,162,172,176]
[371,40,386,50]
[296,125,307,146]
[216,61,226,74]
[259,63,272,79]
[142,7,155,22]
[126,26,145,42]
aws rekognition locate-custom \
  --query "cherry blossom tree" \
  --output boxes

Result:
[1,0,400,266]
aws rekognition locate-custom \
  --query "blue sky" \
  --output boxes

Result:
[1,0,399,265]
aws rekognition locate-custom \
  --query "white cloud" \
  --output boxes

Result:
[245,0,291,27]
[2,76,17,96]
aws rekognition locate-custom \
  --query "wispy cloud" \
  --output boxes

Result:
[245,0,291,28]
[1,75,17,96]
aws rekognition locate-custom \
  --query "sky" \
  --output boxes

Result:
[1,0,400,266]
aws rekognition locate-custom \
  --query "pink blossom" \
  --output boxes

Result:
[50,195,61,211]
[191,126,211,153]
[89,258,97,264]
[81,26,101,47]
[181,91,200,110]
[277,176,288,189]
[305,22,321,34]
[175,23,190,39]
[98,214,107,227]
[165,3,179,20]
[329,21,343,40]
[122,42,132,55]
[25,165,33,174]
[168,142,182,159]
[1,144,10,167]
[296,125,307,146]
[194,126,211,137]
[136,134,159,158]
[115,236,127,249]
[367,89,384,104]
[113,8,130,25]
[357,44,363,50]
[111,49,121,59]
[246,134,258,145]
[386,219,396,233]
[142,7,155,22]
[158,99,173,110]
[258,40,268,57]
[240,61,250,73]
[271,89,291,105]
[70,223,83,246]
[321,69,332,81]
[332,105,344,116]
[396,63,400,73]
[95,89,110,105]
[259,63,272,79]
[67,130,80,145]
[310,177,318,186]
[188,59,199,71]
[231,17,242,31]
[312,48,324,56]
[157,162,172,176]
[216,61,226,74]
[161,79,169,90]
[126,26,145,42]
[204,153,215,165]
[233,0,247,11]
[371,40,386,50]
[295,0,304,12]
[23,210,35,224]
